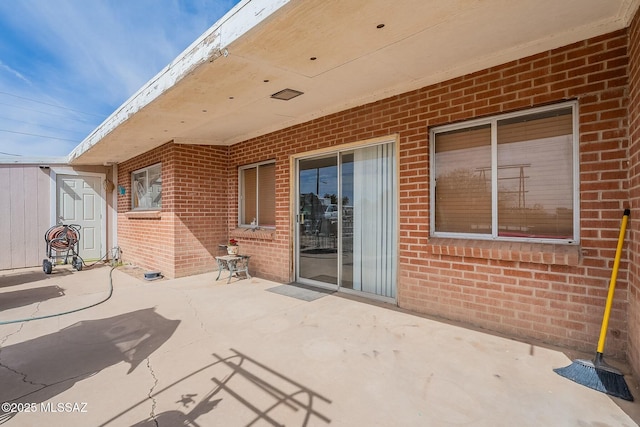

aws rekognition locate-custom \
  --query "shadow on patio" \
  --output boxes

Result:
[0,286,65,311]
[112,349,332,427]
[0,308,179,424]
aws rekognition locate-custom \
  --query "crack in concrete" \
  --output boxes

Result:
[146,357,159,427]
[0,361,49,390]
[32,301,42,318]
[0,300,41,346]
[0,303,99,401]
[182,291,209,334]
[0,322,24,347]
[0,302,49,389]
[5,373,92,403]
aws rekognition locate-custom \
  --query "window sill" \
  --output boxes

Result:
[426,238,581,266]
[230,227,275,241]
[124,210,162,219]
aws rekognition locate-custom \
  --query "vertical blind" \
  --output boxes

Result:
[353,143,396,298]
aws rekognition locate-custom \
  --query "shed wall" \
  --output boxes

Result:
[0,165,50,269]
[0,164,113,271]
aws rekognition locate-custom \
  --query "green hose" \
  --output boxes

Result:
[0,266,116,326]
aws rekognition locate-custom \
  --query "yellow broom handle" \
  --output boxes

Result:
[597,209,630,353]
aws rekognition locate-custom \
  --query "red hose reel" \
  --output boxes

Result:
[43,224,83,274]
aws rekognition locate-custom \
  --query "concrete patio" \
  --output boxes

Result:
[0,265,638,426]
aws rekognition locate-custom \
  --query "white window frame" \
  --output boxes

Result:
[131,163,162,211]
[429,101,580,244]
[238,160,276,228]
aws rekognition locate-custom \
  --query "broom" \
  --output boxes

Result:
[554,208,634,401]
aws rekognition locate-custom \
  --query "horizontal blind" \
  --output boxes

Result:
[497,109,573,239]
[258,163,276,226]
[497,108,572,144]
[434,125,491,234]
[435,124,491,153]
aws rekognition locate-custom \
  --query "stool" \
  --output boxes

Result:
[215,255,251,283]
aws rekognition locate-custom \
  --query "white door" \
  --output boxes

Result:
[57,174,103,261]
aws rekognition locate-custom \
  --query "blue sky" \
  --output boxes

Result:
[0,0,239,159]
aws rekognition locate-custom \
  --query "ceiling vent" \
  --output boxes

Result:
[271,88,304,100]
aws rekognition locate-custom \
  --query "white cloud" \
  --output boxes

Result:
[0,0,238,158]
[0,61,32,85]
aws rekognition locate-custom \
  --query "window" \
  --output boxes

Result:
[132,163,161,210]
[239,161,275,227]
[431,102,578,243]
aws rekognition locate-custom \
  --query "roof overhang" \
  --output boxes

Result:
[68,0,640,165]
[0,157,68,166]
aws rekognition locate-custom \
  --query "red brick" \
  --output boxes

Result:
[116,28,636,360]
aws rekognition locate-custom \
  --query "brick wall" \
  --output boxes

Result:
[117,143,229,278]
[627,10,640,379]
[227,138,292,282]
[227,29,630,356]
[118,28,632,357]
[118,144,176,276]
[171,144,229,277]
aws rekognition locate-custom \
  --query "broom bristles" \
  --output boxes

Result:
[554,359,634,401]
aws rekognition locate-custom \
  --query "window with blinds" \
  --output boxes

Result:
[431,102,577,242]
[240,161,276,227]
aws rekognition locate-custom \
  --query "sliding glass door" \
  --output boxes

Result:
[298,155,339,285]
[296,140,397,300]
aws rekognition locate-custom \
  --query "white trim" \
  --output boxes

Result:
[572,103,581,241]
[291,134,402,287]
[238,159,276,228]
[111,164,118,250]
[49,169,57,227]
[0,157,67,165]
[68,0,290,164]
[131,162,161,211]
[131,161,161,176]
[430,101,579,244]
[293,135,399,302]
[49,168,108,257]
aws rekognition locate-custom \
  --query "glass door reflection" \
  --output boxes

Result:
[296,142,396,300]
[298,156,338,286]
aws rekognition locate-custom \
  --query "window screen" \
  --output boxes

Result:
[240,161,275,227]
[432,103,576,242]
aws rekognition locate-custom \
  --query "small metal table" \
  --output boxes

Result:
[215,255,251,283]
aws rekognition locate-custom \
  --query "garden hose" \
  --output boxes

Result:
[45,225,80,250]
[77,246,121,269]
[0,266,117,326]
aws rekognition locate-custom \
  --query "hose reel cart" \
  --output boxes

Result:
[43,224,83,274]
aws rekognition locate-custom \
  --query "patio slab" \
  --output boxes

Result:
[0,265,639,426]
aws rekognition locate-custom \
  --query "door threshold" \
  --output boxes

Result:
[337,286,397,305]
[288,282,336,294]
[291,281,397,306]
